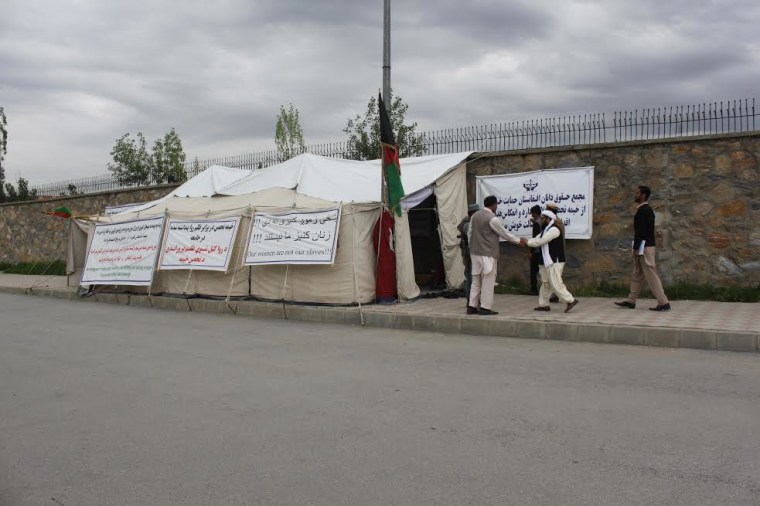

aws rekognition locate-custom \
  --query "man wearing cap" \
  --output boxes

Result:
[521,210,579,313]
[467,195,521,316]
[615,185,671,311]
[457,203,480,305]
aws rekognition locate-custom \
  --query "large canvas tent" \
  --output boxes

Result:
[68,151,472,304]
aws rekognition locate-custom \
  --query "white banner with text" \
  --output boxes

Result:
[475,166,594,239]
[244,208,341,265]
[81,216,166,285]
[159,217,241,271]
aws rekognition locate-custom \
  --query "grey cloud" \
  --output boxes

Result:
[2,0,760,184]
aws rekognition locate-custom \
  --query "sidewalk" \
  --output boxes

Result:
[1,274,757,353]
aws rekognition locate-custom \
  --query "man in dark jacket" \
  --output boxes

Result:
[528,205,542,295]
[615,185,671,311]
[458,204,480,305]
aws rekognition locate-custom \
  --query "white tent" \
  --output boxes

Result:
[70,152,472,304]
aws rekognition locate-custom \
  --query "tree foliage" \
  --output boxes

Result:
[274,103,306,161]
[108,129,187,186]
[2,178,36,202]
[108,132,152,186]
[0,107,7,202]
[152,128,187,183]
[343,91,426,161]
[0,107,36,203]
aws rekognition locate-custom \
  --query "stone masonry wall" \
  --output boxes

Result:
[1,132,759,288]
[467,132,760,288]
[0,185,176,264]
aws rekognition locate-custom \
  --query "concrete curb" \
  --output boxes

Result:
[1,286,757,353]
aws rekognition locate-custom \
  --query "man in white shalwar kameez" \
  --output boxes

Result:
[467,195,521,315]
[523,210,579,313]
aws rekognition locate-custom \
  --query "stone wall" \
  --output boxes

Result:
[2,132,758,288]
[0,185,176,264]
[466,132,760,288]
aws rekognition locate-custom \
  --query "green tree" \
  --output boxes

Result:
[15,177,35,201]
[108,130,187,186]
[108,132,152,186]
[4,181,16,201]
[343,91,426,161]
[274,103,306,161]
[2,177,35,202]
[152,128,187,183]
[0,106,7,202]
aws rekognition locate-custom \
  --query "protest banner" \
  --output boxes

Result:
[159,217,241,271]
[244,208,341,265]
[475,167,595,239]
[81,216,165,285]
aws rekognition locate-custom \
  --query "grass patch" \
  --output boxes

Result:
[495,277,760,302]
[0,260,67,276]
[667,283,760,303]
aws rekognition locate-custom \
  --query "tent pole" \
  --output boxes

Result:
[225,226,248,315]
[183,270,193,311]
[281,264,290,319]
[351,203,364,325]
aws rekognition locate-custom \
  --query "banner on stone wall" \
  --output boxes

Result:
[158,217,241,271]
[475,166,594,239]
[80,216,166,286]
[243,208,341,265]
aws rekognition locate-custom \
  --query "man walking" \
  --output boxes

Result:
[522,210,579,313]
[615,185,671,311]
[467,195,521,316]
[545,202,563,303]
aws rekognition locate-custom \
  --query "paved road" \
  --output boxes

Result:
[1,293,759,506]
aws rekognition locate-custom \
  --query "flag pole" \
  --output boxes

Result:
[383,0,391,111]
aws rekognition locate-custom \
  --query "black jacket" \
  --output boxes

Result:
[633,203,656,250]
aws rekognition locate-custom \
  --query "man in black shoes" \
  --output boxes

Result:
[522,210,579,313]
[459,204,480,309]
[615,185,671,312]
[467,195,521,316]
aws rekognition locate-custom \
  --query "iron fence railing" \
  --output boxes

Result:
[33,98,757,197]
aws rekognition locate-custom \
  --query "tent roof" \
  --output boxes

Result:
[173,165,252,197]
[112,165,252,216]
[110,152,472,216]
[218,152,473,202]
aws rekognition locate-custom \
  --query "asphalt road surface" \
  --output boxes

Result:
[1,293,759,505]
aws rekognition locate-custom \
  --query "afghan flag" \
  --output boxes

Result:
[45,206,72,219]
[379,93,405,217]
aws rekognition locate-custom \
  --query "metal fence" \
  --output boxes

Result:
[33,98,757,197]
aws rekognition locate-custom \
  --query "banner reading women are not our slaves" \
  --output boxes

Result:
[244,208,341,266]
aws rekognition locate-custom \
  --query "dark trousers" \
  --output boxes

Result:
[464,263,472,303]
[530,252,540,292]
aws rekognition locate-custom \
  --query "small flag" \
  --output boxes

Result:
[45,206,72,219]
[379,93,405,217]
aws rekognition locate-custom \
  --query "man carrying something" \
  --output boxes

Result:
[467,195,521,316]
[615,185,670,311]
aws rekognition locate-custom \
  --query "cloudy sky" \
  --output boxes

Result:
[1,0,759,185]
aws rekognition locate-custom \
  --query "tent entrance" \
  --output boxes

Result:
[408,194,446,291]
